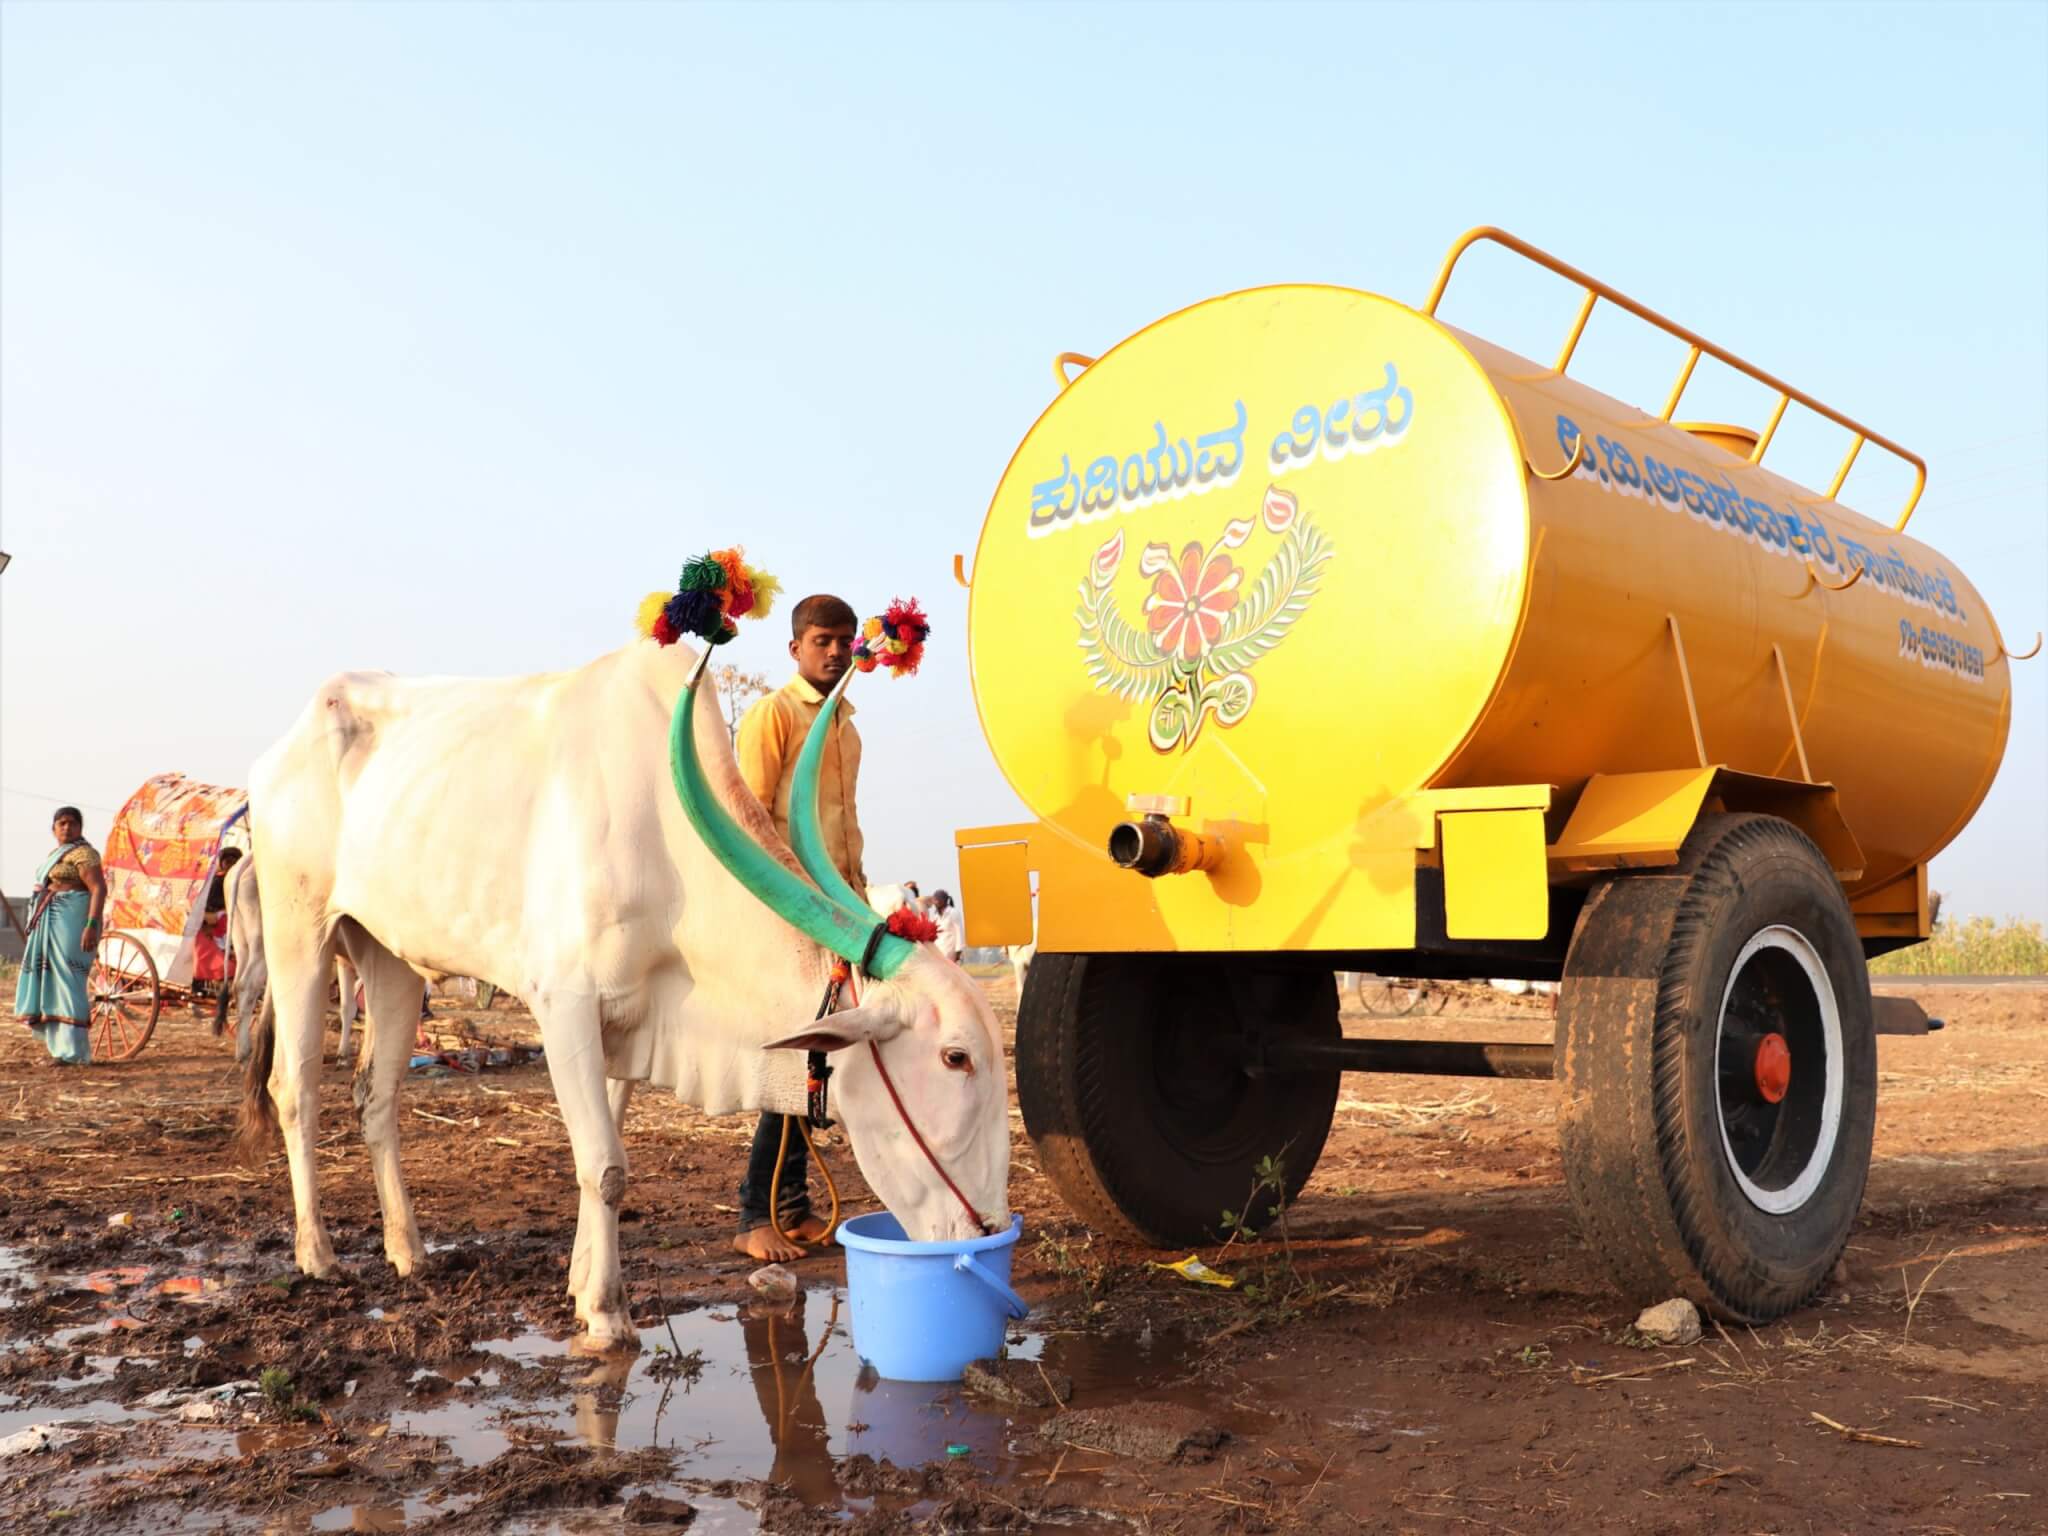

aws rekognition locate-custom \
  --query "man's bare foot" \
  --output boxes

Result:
[733,1226,804,1263]
[790,1214,833,1245]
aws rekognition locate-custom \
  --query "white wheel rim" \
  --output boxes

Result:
[1713,924,1842,1215]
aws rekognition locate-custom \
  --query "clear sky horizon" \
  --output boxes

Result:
[3,1,2044,927]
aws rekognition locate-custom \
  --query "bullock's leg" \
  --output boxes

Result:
[608,1076,635,1140]
[266,934,339,1277]
[570,1078,636,1300]
[234,935,268,1065]
[353,941,428,1276]
[539,998,637,1347]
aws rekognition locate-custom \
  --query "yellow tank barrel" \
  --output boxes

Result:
[956,229,2020,958]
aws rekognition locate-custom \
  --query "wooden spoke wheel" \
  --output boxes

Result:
[89,932,161,1062]
[1353,974,1441,1018]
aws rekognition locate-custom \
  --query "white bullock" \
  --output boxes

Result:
[238,639,1010,1346]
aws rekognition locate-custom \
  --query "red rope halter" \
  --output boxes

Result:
[865,1037,994,1237]
[838,963,992,1237]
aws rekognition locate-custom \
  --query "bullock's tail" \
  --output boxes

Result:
[233,984,280,1168]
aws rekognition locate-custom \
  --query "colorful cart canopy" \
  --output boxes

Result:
[102,773,249,985]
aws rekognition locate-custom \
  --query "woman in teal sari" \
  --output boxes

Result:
[15,807,107,1065]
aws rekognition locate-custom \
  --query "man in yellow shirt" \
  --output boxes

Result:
[732,593,867,1261]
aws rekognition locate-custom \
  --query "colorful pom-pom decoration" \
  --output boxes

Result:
[634,548,778,648]
[852,597,931,677]
[885,905,939,945]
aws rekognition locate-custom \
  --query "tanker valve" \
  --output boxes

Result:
[1108,814,1223,879]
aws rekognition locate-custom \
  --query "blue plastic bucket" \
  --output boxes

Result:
[836,1212,1027,1381]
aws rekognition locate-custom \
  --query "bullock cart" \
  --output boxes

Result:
[89,774,249,1061]
[955,227,2037,1322]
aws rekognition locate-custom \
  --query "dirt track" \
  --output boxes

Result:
[2,978,2044,1533]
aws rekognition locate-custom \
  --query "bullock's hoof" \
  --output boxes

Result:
[577,1312,640,1351]
[574,1283,638,1350]
[297,1241,339,1279]
[385,1241,425,1278]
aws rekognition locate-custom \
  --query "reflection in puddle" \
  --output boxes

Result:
[312,1503,409,1532]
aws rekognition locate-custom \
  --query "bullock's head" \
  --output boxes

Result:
[667,659,1010,1242]
[759,946,1009,1243]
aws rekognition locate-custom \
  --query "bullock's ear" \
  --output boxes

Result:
[760,1003,900,1054]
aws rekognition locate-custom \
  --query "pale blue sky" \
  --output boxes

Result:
[3,1,2044,921]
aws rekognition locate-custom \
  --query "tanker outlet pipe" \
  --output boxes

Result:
[1107,814,1224,878]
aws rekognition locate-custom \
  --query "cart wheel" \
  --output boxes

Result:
[1016,954,1341,1245]
[1556,814,1875,1322]
[90,933,162,1063]
[1353,974,1437,1017]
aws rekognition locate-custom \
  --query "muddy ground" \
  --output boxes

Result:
[2,975,2044,1534]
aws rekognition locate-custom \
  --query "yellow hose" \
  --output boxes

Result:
[767,1115,842,1247]
[798,1117,841,1243]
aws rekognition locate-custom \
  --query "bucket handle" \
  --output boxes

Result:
[953,1251,1029,1320]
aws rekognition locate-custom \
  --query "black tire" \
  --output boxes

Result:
[1016,953,1341,1245]
[1556,814,1875,1322]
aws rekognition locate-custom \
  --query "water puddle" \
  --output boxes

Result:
[238,1424,321,1456]
[0,1245,31,1309]
[0,1397,143,1438]
[389,1286,1197,1501]
[317,1493,483,1530]
[312,1507,408,1533]
[3,1260,1191,1531]
[487,1491,759,1534]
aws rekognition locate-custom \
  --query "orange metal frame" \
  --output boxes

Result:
[1423,227,1929,532]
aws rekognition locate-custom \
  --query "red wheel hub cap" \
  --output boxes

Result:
[1753,1033,1792,1104]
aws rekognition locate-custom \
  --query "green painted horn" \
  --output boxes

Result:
[788,672,872,914]
[788,670,914,979]
[668,662,897,970]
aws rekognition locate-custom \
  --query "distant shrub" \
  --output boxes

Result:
[1869,916,2048,976]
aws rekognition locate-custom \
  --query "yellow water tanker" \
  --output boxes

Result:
[955,228,2032,1323]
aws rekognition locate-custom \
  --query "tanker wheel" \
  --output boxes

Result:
[1556,814,1875,1323]
[1015,953,1341,1246]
